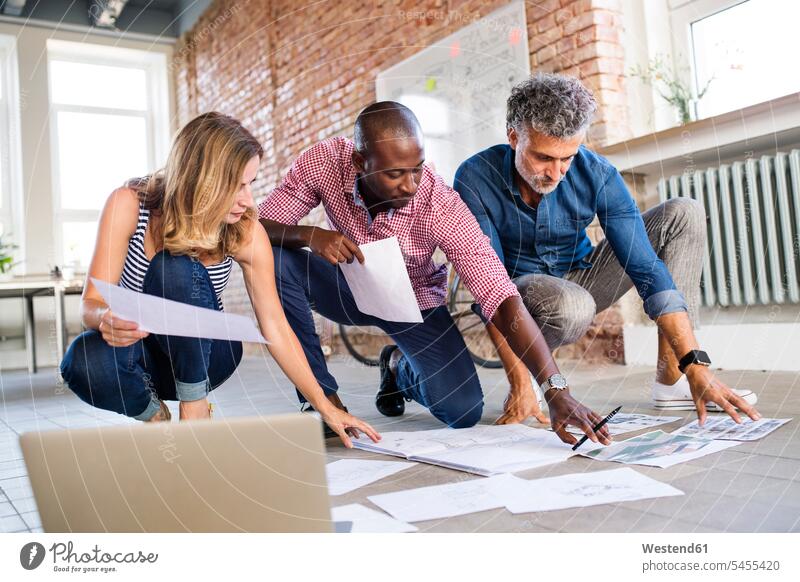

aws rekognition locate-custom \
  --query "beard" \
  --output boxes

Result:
[515,158,561,195]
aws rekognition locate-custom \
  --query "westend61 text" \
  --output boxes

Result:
[642,543,708,554]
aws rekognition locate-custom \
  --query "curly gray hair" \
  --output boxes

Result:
[506,73,597,139]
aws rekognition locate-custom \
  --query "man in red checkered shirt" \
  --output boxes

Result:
[259,102,610,446]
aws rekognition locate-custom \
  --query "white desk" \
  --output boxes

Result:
[0,276,84,373]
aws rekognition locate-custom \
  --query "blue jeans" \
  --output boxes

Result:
[273,246,483,428]
[60,251,243,421]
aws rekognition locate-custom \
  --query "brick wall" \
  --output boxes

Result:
[174,0,631,363]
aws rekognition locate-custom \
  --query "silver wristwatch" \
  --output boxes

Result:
[540,373,569,393]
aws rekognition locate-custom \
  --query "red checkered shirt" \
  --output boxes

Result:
[258,137,519,321]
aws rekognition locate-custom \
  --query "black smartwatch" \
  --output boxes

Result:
[678,349,711,374]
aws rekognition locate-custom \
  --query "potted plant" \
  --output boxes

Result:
[629,54,713,125]
[0,232,19,281]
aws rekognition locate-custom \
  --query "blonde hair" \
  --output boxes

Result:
[127,112,263,260]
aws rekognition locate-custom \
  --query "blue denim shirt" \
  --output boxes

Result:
[454,144,687,320]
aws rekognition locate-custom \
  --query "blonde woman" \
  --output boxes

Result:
[60,112,380,448]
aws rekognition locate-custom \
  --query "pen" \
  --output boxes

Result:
[571,405,622,451]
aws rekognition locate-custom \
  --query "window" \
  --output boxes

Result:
[678,0,800,119]
[47,40,170,270]
[0,34,24,268]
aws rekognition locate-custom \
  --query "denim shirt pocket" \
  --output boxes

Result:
[559,215,595,271]
[567,213,596,230]
[550,214,594,242]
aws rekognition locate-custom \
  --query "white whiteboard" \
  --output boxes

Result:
[376,2,530,185]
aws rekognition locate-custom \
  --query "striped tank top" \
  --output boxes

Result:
[119,203,234,309]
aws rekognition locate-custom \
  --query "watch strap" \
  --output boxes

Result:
[678,349,711,374]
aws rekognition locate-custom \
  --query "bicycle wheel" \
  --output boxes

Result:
[338,323,392,367]
[447,273,503,368]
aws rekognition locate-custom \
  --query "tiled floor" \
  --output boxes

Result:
[1,354,798,532]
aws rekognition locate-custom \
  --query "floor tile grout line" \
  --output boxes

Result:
[18,510,37,531]
[0,497,26,531]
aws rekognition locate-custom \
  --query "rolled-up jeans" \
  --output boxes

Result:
[514,198,705,349]
[60,251,243,421]
[272,245,484,429]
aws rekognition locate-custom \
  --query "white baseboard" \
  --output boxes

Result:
[624,322,800,371]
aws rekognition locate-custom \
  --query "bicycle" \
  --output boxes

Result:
[338,267,502,368]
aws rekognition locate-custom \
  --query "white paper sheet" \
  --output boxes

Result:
[92,278,267,343]
[671,417,792,441]
[326,459,416,496]
[367,473,520,522]
[565,413,682,436]
[500,468,684,513]
[365,468,684,522]
[338,237,423,323]
[353,424,592,476]
[331,503,417,533]
[579,430,740,468]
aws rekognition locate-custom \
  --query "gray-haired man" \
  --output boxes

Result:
[455,73,760,427]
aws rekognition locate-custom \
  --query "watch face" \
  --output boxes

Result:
[549,374,568,389]
[696,351,712,365]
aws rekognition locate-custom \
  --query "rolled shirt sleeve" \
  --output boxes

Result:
[257,143,325,224]
[643,289,690,319]
[597,169,688,320]
[430,184,519,322]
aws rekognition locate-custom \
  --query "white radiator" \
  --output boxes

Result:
[658,150,800,307]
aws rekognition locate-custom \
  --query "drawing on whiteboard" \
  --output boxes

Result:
[376,2,530,184]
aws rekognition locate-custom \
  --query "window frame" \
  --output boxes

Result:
[46,39,170,270]
[668,0,791,120]
[0,33,25,272]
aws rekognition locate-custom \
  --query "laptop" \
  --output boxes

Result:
[20,413,334,532]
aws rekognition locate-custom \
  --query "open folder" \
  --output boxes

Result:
[352,424,597,476]
[91,278,267,343]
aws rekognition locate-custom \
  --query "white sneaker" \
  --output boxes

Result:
[651,375,757,411]
[532,377,543,408]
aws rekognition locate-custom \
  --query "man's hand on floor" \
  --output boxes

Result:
[687,366,761,425]
[547,390,612,446]
[495,379,549,425]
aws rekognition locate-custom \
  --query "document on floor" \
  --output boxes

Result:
[331,503,417,533]
[325,459,416,496]
[367,473,520,522]
[352,424,595,476]
[338,236,423,323]
[671,417,792,441]
[91,278,267,343]
[579,430,739,468]
[367,469,683,522]
[565,413,682,436]
[500,468,684,513]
